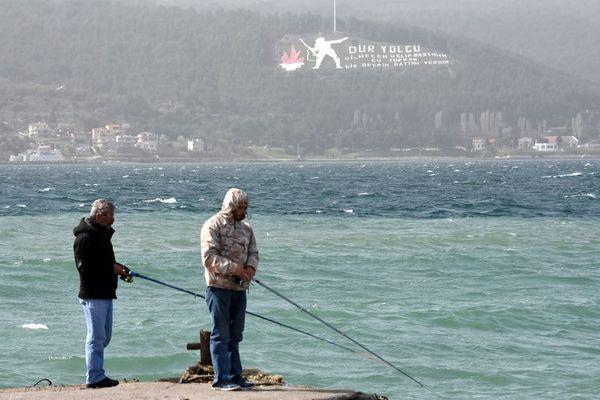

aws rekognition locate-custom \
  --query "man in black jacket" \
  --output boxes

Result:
[74,199,130,389]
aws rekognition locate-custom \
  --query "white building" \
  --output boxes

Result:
[518,137,533,150]
[10,146,64,162]
[472,137,486,152]
[136,132,159,153]
[92,124,124,150]
[187,138,205,152]
[28,122,52,138]
[533,142,558,152]
[560,136,579,149]
[71,131,92,145]
[115,135,138,151]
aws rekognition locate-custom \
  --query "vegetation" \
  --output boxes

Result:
[0,0,599,157]
[178,0,600,85]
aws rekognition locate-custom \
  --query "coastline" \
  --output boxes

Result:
[0,382,384,400]
[1,153,599,165]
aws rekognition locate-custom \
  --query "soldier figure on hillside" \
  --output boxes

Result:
[300,36,348,69]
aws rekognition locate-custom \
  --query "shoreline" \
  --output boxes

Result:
[0,381,385,400]
[1,153,599,165]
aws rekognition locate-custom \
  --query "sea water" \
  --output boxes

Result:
[0,160,598,399]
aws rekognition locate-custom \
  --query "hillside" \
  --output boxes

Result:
[175,0,600,85]
[0,0,599,156]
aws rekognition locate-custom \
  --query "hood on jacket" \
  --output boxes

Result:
[218,188,248,218]
[73,217,114,237]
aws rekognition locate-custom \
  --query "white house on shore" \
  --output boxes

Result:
[518,137,533,150]
[471,137,486,152]
[28,122,53,138]
[560,136,579,149]
[10,145,64,162]
[136,132,159,153]
[115,134,138,151]
[187,138,205,152]
[533,142,559,152]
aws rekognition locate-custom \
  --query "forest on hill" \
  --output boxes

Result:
[175,0,600,85]
[1,0,599,156]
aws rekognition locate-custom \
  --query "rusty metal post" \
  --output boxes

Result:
[186,329,212,366]
[200,330,211,365]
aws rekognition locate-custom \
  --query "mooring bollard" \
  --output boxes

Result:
[186,329,212,365]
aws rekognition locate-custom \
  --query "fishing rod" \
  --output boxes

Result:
[252,278,443,398]
[127,270,355,353]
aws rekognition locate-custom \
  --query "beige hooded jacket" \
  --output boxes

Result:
[200,188,259,290]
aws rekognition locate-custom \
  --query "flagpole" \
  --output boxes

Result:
[333,0,337,32]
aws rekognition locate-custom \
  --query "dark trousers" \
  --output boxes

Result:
[205,286,247,385]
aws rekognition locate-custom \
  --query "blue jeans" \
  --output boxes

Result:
[206,286,247,385]
[79,298,113,384]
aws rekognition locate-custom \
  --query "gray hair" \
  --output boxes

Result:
[89,199,115,217]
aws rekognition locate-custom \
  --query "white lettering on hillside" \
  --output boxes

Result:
[279,36,450,71]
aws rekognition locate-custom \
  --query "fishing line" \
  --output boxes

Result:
[128,270,355,353]
[253,278,443,399]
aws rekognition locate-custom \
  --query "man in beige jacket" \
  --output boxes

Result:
[201,188,259,391]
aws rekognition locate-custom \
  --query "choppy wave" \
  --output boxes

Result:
[1,160,599,218]
[542,172,583,178]
[21,323,48,330]
[143,197,177,204]
[564,193,597,199]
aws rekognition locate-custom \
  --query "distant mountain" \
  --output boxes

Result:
[0,0,599,155]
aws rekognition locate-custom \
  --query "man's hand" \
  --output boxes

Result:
[244,265,256,280]
[114,263,133,282]
[114,263,128,276]
[235,264,255,281]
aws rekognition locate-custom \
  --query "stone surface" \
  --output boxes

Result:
[0,382,388,400]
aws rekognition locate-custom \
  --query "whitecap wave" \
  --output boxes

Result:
[557,172,583,178]
[564,193,597,199]
[344,209,354,213]
[543,172,583,179]
[144,197,177,204]
[22,323,48,330]
[357,192,372,196]
[38,187,54,192]
[48,356,72,360]
[16,204,27,208]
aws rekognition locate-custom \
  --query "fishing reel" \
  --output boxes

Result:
[118,264,134,283]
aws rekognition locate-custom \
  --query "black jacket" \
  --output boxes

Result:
[73,217,118,299]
